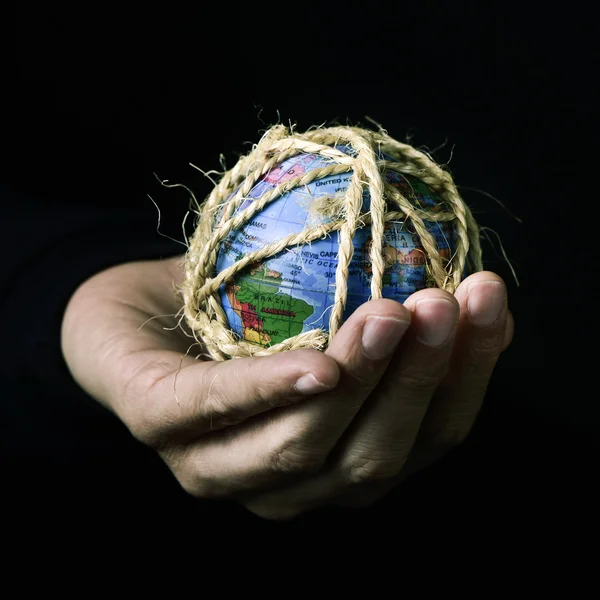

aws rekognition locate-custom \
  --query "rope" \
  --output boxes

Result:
[177,125,483,360]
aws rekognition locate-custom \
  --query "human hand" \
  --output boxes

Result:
[240,269,513,517]
[61,255,512,518]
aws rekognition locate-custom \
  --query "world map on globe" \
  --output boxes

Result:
[215,147,459,347]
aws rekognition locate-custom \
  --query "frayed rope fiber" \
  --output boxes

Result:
[177,124,483,361]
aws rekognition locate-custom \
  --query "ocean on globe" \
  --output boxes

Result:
[215,147,459,348]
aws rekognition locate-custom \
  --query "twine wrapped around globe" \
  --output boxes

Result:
[177,124,483,361]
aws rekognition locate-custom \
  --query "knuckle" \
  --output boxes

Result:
[472,332,504,356]
[128,416,164,448]
[161,449,228,500]
[344,456,403,484]
[197,364,246,428]
[175,465,227,500]
[179,475,222,500]
[348,363,381,393]
[248,361,287,408]
[266,439,326,476]
[462,340,503,375]
[117,357,178,445]
[396,369,443,394]
[120,355,173,403]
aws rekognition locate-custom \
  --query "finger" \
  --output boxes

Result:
[341,280,513,501]
[123,347,340,445]
[416,271,508,455]
[239,290,461,518]
[262,298,413,456]
[168,299,412,499]
[242,278,507,518]
[333,288,460,482]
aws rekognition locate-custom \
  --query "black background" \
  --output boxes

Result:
[2,3,598,546]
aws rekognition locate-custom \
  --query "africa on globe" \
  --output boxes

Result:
[178,124,482,361]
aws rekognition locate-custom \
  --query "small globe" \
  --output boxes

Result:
[215,146,462,348]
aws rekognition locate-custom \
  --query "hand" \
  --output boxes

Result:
[241,270,513,517]
[61,255,512,518]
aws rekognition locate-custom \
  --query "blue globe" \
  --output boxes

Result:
[215,148,458,347]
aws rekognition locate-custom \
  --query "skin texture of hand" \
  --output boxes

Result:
[61,254,513,519]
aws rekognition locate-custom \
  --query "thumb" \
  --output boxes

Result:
[125,348,340,441]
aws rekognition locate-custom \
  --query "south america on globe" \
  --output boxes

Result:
[179,124,482,360]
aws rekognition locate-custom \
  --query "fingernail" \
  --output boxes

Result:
[414,299,458,347]
[293,373,332,395]
[362,316,410,360]
[467,281,506,326]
